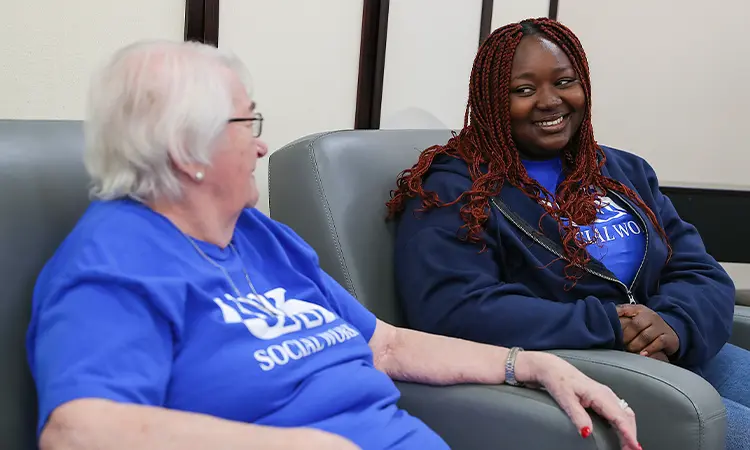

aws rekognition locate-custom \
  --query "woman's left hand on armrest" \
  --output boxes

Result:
[517,351,640,450]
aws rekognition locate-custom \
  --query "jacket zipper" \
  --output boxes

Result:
[490,193,648,304]
[606,190,650,303]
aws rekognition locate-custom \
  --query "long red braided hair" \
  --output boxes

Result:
[386,18,670,282]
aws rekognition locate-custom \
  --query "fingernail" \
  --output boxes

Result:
[638,444,643,450]
[580,426,592,438]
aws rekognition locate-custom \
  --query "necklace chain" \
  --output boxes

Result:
[180,232,261,299]
[124,195,258,298]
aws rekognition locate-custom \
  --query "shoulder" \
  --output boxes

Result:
[42,200,175,270]
[236,208,319,262]
[31,200,187,340]
[599,144,661,192]
[600,145,658,177]
[411,153,476,204]
[35,199,188,301]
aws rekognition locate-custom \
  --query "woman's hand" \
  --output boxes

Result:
[517,352,640,450]
[617,305,680,358]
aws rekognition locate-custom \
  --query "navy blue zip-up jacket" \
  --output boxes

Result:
[394,146,735,372]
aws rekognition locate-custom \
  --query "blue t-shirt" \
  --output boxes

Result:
[27,199,447,449]
[522,158,647,286]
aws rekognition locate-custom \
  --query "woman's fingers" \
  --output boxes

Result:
[536,354,640,449]
[647,350,670,362]
[546,384,594,440]
[626,325,658,354]
[621,315,651,346]
[587,387,639,450]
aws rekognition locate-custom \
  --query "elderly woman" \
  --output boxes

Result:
[388,17,749,450]
[28,40,640,450]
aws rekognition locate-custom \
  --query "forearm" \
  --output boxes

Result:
[414,292,622,351]
[41,399,336,450]
[381,326,536,386]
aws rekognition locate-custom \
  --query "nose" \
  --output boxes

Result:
[256,139,269,158]
[536,85,563,110]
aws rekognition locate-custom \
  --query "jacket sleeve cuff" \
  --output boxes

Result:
[658,311,690,360]
[604,301,625,349]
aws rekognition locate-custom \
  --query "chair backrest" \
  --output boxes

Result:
[0,120,90,449]
[268,129,453,325]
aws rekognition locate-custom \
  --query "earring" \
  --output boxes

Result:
[195,171,205,181]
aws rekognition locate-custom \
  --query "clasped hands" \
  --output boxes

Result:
[617,304,680,362]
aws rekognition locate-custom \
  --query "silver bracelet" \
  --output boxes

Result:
[504,347,525,387]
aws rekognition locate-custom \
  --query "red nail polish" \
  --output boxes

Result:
[580,426,592,438]
[638,444,643,450]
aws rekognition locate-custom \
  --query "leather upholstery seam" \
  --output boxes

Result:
[304,131,358,298]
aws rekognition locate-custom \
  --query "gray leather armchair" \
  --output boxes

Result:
[0,120,92,450]
[268,129,743,450]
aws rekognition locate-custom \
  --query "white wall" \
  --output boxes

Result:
[378,0,554,131]
[219,0,364,213]
[379,0,483,130]
[491,0,549,30]
[0,0,184,119]
[558,0,750,188]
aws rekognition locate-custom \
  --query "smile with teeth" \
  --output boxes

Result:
[536,115,566,128]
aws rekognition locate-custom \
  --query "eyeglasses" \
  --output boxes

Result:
[228,112,264,138]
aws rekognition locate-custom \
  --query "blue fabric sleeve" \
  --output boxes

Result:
[28,276,174,435]
[395,171,624,351]
[638,161,735,367]
[319,270,378,342]
[265,214,379,341]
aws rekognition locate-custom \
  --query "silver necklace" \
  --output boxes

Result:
[124,195,259,298]
[180,232,261,299]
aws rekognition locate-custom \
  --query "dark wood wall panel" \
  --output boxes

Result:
[184,0,220,46]
[478,0,494,45]
[354,0,390,129]
[549,0,559,20]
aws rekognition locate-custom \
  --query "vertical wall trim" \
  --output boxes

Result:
[354,0,390,129]
[548,0,559,20]
[185,0,220,46]
[478,0,494,45]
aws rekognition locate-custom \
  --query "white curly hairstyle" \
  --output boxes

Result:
[84,40,252,201]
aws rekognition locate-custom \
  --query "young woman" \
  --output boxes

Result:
[388,17,749,450]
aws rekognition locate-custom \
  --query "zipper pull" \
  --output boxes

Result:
[627,290,637,304]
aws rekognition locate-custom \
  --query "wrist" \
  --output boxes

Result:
[512,350,549,386]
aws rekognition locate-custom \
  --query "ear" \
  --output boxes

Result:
[169,154,207,183]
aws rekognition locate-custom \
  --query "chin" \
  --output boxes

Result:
[538,136,572,153]
[245,190,260,209]
[244,198,258,209]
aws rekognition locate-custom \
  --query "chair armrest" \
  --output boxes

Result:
[735,290,750,307]
[551,349,725,450]
[395,382,619,450]
[731,305,750,350]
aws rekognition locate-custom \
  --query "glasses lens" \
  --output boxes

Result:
[253,114,263,137]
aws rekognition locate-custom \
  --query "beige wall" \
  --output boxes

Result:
[220,0,363,213]
[491,0,549,30]
[379,0,483,130]
[0,0,184,119]
[4,0,747,207]
[377,0,555,130]
[558,0,750,188]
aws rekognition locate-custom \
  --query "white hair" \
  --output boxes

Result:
[84,40,252,201]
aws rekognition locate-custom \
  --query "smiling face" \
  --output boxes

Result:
[508,34,586,160]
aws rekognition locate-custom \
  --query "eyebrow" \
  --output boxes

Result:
[511,66,575,82]
[250,101,257,112]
